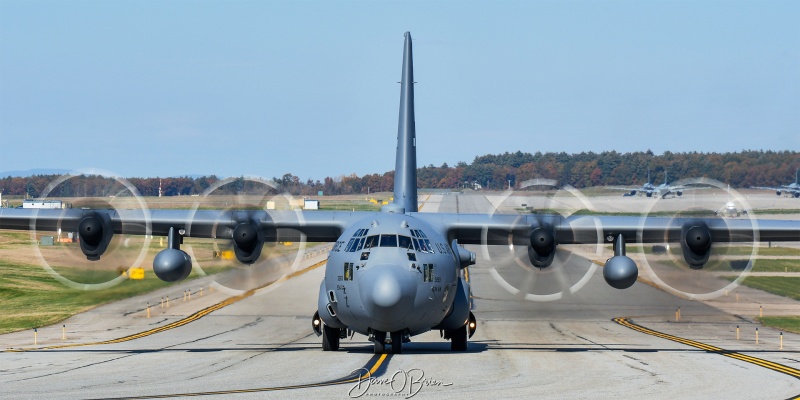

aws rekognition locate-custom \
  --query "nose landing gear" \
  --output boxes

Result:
[370,330,407,354]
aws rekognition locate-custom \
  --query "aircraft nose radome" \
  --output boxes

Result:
[373,273,402,308]
[359,264,416,329]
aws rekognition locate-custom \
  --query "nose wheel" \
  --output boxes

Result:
[372,331,386,354]
[371,330,405,354]
[390,331,403,354]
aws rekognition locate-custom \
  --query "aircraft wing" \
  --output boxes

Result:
[0,207,377,243]
[6,207,797,246]
[413,212,800,245]
[751,186,783,191]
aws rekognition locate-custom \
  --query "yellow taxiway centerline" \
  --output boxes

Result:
[614,317,800,379]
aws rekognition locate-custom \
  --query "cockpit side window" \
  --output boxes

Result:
[408,229,434,253]
[346,228,370,252]
[379,234,398,247]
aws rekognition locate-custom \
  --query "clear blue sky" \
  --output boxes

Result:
[1,0,798,181]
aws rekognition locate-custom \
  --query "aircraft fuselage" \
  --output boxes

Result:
[317,213,469,344]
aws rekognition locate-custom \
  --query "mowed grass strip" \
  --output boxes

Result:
[723,276,800,301]
[0,259,220,335]
[757,316,800,335]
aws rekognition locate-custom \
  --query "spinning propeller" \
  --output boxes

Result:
[635,177,759,300]
[481,179,605,301]
[29,171,151,290]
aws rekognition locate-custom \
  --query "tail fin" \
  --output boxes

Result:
[383,32,418,213]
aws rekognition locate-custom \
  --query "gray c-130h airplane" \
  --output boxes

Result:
[1,32,798,354]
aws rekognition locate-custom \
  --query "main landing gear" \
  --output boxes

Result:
[442,312,477,351]
[313,311,347,352]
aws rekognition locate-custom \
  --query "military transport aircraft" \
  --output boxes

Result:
[0,32,798,355]
[614,169,694,198]
[753,168,800,198]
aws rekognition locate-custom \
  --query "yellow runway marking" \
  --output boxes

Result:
[614,317,800,379]
[93,353,390,399]
[417,194,431,211]
[6,260,327,353]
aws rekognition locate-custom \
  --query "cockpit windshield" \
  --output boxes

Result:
[398,235,412,250]
[364,235,379,249]
[379,234,398,247]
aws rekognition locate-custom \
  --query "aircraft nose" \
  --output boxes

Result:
[359,264,416,329]
[372,272,402,308]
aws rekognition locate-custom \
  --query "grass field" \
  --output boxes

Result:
[0,229,316,334]
[757,316,800,334]
[0,259,225,335]
[623,244,800,257]
[723,276,800,301]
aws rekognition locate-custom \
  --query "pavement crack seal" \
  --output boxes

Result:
[613,317,800,379]
[88,353,391,399]
[4,260,327,353]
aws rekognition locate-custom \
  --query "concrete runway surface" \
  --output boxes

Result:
[1,191,798,399]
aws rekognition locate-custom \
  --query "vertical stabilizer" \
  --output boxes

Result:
[384,32,418,213]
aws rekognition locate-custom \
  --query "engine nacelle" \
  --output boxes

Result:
[794,192,799,198]
[676,191,683,196]
[528,223,556,268]
[629,190,637,196]
[680,222,711,269]
[646,192,653,197]
[78,212,113,261]
[776,190,782,196]
[451,239,476,269]
[603,255,638,289]
[232,221,265,264]
[153,248,192,282]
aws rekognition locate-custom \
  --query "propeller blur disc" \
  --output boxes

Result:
[30,170,151,291]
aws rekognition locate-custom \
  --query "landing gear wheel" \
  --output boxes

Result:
[450,325,468,351]
[390,331,403,354]
[322,324,340,351]
[373,331,386,354]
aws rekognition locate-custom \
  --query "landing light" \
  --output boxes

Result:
[313,319,320,326]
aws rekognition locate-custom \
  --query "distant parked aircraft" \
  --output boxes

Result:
[752,169,800,198]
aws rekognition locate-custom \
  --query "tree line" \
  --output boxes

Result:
[1,149,797,198]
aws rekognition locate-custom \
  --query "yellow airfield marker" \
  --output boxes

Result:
[62,325,66,340]
[34,329,37,345]
[736,325,740,340]
[756,328,759,345]
[146,303,150,318]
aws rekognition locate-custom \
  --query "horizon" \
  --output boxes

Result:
[1,1,798,181]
